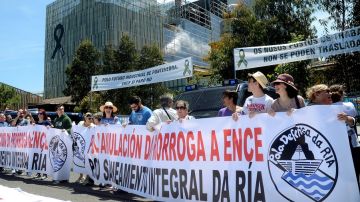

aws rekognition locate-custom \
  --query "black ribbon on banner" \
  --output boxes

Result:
[51,24,65,59]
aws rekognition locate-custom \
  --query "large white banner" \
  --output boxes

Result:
[91,57,193,91]
[234,26,360,70]
[73,106,360,201]
[0,126,73,181]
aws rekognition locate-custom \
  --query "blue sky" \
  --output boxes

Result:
[0,0,332,95]
[0,0,54,95]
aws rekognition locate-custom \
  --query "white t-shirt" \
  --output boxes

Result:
[333,101,359,148]
[243,94,274,114]
[334,102,357,117]
[146,107,178,130]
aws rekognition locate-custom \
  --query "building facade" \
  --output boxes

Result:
[44,0,163,98]
[162,0,226,91]
[44,0,228,98]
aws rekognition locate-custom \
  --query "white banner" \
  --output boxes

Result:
[0,185,67,202]
[234,26,360,70]
[91,57,193,91]
[73,106,359,201]
[0,126,73,181]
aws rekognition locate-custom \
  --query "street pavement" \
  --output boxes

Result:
[0,170,151,202]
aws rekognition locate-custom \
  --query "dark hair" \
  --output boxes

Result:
[285,84,299,98]
[329,84,344,103]
[129,96,141,105]
[102,111,114,118]
[223,90,238,105]
[56,104,64,110]
[247,77,264,93]
[38,109,48,120]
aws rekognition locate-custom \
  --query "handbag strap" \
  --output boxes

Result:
[163,107,172,121]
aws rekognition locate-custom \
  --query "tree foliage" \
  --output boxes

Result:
[63,39,100,104]
[313,0,360,94]
[100,36,168,114]
[207,0,316,87]
[0,84,20,110]
[74,92,103,113]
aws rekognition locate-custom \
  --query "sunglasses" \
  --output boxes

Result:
[104,106,113,109]
[273,82,281,86]
[86,117,93,120]
[176,106,186,110]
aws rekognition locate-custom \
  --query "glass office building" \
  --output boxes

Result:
[44,0,163,98]
[44,0,227,98]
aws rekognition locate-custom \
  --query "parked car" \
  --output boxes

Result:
[174,81,278,119]
[5,110,83,124]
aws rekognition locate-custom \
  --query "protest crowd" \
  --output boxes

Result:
[0,71,359,194]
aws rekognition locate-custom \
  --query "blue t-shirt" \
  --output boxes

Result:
[0,121,9,127]
[129,106,152,125]
[37,120,52,126]
[16,119,30,126]
[100,117,118,125]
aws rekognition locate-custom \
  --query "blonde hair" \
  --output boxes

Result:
[306,84,328,101]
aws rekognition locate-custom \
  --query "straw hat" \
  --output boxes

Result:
[248,71,269,89]
[99,102,118,112]
[272,73,298,91]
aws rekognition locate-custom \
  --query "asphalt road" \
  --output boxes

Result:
[0,170,151,202]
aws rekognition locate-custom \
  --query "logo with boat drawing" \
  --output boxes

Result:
[49,135,67,172]
[268,124,338,202]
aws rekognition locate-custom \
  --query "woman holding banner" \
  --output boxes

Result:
[271,73,305,113]
[34,109,52,180]
[329,84,360,187]
[76,113,94,185]
[175,100,194,122]
[99,102,119,125]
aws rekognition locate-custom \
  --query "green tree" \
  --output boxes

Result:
[207,1,316,85]
[313,0,360,93]
[74,92,103,113]
[271,34,311,96]
[102,35,140,114]
[63,39,100,104]
[0,84,20,110]
[132,44,168,109]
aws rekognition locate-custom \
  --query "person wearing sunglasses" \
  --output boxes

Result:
[78,112,95,128]
[175,100,194,122]
[33,109,52,180]
[99,102,118,125]
[306,84,332,105]
[271,73,305,114]
[76,112,94,185]
[128,96,152,125]
[36,109,52,127]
